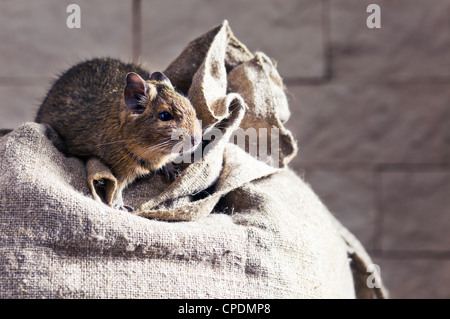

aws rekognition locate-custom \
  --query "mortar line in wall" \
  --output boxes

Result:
[284,0,333,86]
[373,166,384,253]
[375,163,450,172]
[284,77,330,86]
[321,0,332,81]
[0,77,54,86]
[284,76,450,86]
[297,162,450,171]
[368,249,450,260]
[296,163,374,171]
[132,0,142,63]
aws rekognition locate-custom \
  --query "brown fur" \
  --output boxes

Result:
[36,58,201,210]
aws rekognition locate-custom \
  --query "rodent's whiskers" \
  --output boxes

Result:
[94,137,174,152]
[228,99,242,113]
[108,138,176,171]
[109,152,129,171]
[200,99,242,133]
[127,139,176,161]
[142,141,173,154]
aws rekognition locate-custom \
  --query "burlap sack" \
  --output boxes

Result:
[0,21,387,298]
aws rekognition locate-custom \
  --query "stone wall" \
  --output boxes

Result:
[0,0,448,298]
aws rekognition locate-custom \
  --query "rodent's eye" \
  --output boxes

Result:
[158,111,174,121]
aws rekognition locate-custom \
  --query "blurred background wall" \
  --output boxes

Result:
[0,0,449,298]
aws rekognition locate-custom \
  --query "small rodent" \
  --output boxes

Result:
[36,58,202,211]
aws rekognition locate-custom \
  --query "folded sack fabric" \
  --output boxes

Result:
[0,21,387,299]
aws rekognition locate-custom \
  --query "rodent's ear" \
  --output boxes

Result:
[149,72,174,90]
[124,72,150,112]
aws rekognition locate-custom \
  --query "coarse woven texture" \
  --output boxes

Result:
[0,21,387,298]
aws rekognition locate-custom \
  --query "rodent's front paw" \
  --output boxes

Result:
[161,163,181,182]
